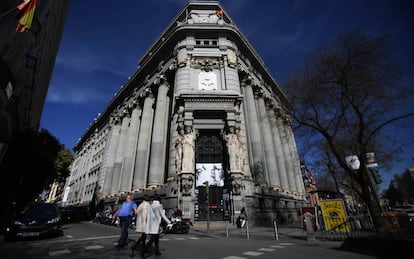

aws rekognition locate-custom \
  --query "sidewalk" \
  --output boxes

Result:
[190,223,414,258]
[190,222,307,242]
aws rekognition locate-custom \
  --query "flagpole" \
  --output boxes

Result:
[0,7,18,19]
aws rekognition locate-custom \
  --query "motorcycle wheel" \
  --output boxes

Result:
[180,224,190,234]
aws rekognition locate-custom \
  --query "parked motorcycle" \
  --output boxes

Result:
[161,216,192,234]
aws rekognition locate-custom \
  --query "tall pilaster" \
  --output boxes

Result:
[274,108,290,191]
[110,110,130,194]
[257,94,280,187]
[119,103,142,193]
[174,48,191,95]
[148,79,170,187]
[285,116,304,194]
[280,114,296,193]
[102,117,121,196]
[223,49,240,93]
[242,79,266,185]
[132,89,155,191]
[268,105,287,189]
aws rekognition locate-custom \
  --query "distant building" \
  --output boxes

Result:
[0,0,70,162]
[62,1,307,226]
[383,167,414,206]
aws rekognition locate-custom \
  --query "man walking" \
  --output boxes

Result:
[113,194,137,249]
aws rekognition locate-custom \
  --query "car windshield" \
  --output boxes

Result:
[21,203,58,220]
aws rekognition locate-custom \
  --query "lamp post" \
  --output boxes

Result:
[203,181,210,233]
[327,153,340,198]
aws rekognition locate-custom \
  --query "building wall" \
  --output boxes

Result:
[62,2,308,226]
[0,0,71,162]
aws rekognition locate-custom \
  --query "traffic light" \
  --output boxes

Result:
[370,168,382,184]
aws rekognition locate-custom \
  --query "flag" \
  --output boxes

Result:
[16,0,37,32]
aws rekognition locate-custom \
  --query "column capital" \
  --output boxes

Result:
[154,74,169,87]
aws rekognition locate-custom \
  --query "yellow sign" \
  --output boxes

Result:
[320,199,349,231]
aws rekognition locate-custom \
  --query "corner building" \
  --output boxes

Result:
[63,1,307,226]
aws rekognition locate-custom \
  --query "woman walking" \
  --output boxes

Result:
[143,195,171,257]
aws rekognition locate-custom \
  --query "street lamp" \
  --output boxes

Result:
[203,181,210,233]
[327,153,340,197]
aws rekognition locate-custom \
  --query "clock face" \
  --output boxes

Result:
[198,71,217,90]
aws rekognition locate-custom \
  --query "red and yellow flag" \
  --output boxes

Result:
[16,0,38,32]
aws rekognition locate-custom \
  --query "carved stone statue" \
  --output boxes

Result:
[181,126,195,172]
[226,127,244,172]
[181,175,193,196]
[231,176,243,195]
[175,128,184,172]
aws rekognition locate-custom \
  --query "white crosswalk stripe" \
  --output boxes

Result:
[85,245,104,250]
[48,249,70,256]
[242,251,263,256]
[270,244,286,248]
[222,256,247,259]
[258,248,275,252]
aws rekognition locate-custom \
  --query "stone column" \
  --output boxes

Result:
[119,103,142,193]
[268,105,287,190]
[132,89,155,191]
[280,114,296,193]
[148,79,170,187]
[110,109,130,194]
[274,108,290,191]
[102,117,121,196]
[257,94,280,187]
[286,116,304,194]
[242,79,266,185]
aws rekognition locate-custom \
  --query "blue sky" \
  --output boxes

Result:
[40,0,414,191]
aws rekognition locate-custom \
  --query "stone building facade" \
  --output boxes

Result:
[62,1,308,226]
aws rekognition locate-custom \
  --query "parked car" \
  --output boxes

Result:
[4,202,63,241]
[392,205,414,223]
[59,205,91,223]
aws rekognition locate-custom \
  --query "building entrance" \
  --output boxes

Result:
[194,131,230,221]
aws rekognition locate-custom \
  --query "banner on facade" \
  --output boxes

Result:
[62,186,70,202]
[320,199,349,231]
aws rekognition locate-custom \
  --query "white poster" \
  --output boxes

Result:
[195,163,224,187]
[346,155,360,170]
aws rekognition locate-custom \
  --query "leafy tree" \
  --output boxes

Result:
[284,30,414,231]
[55,147,74,183]
[0,128,67,227]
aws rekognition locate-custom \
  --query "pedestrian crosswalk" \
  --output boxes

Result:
[14,234,296,258]
[222,242,294,259]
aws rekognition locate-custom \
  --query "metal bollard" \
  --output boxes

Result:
[225,220,229,237]
[245,220,250,239]
[273,219,279,241]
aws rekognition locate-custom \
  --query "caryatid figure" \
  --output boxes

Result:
[226,127,242,172]
[175,128,184,172]
[181,126,195,172]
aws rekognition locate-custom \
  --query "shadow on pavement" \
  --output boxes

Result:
[334,239,413,258]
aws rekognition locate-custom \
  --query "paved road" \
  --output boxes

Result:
[0,222,411,259]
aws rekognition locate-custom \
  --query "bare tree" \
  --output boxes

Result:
[284,30,414,231]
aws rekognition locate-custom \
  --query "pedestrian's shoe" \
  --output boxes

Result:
[155,251,162,256]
